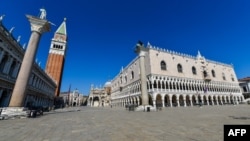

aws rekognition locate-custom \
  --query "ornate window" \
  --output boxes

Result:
[222,73,226,80]
[211,70,216,77]
[177,64,183,73]
[203,71,208,78]
[160,61,167,70]
[8,61,16,77]
[131,71,134,79]
[231,74,235,81]
[192,66,196,75]
[0,55,8,72]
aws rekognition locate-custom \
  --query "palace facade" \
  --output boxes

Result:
[110,42,244,108]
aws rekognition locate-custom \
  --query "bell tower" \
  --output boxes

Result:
[45,18,67,97]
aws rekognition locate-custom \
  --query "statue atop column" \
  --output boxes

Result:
[39,8,46,19]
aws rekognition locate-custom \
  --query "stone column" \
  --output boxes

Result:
[235,97,239,105]
[9,15,50,107]
[176,99,180,107]
[169,98,172,107]
[195,96,198,105]
[135,41,149,106]
[200,97,204,106]
[183,99,187,107]
[153,100,156,107]
[162,99,165,107]
[211,98,214,106]
[216,99,219,105]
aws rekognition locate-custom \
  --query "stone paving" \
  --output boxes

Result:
[0,105,249,141]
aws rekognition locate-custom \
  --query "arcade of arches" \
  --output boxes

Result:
[111,93,244,107]
[111,75,244,107]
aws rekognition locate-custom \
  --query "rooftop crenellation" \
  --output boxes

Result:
[147,42,232,68]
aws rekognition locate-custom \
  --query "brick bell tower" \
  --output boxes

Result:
[45,18,67,97]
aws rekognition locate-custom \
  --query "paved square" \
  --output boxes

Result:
[0,105,249,141]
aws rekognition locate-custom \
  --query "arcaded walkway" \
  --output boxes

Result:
[0,105,249,141]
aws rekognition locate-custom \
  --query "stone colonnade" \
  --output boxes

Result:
[0,88,53,107]
[111,93,244,107]
[0,49,21,79]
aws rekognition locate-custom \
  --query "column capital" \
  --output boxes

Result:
[26,15,50,34]
[134,41,148,57]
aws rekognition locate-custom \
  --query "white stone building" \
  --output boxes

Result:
[88,83,111,107]
[59,89,87,107]
[110,42,244,108]
[238,77,250,99]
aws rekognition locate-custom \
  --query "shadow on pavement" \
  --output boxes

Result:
[229,116,250,120]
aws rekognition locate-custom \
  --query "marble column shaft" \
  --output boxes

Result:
[138,51,149,106]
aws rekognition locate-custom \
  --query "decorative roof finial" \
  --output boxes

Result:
[9,27,15,34]
[197,50,202,58]
[147,41,151,47]
[17,36,21,42]
[22,43,26,49]
[0,15,5,22]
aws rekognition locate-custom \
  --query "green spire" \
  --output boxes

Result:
[56,18,67,35]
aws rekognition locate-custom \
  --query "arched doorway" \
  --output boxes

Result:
[186,95,191,106]
[172,95,177,107]
[203,95,207,105]
[135,97,138,106]
[93,97,99,107]
[218,96,221,105]
[148,94,153,106]
[192,95,197,105]
[179,95,184,106]
[139,96,142,105]
[164,95,170,107]
[213,96,217,105]
[198,95,202,104]
[225,96,229,104]
[208,95,212,105]
[156,94,162,107]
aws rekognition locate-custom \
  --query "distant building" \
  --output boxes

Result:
[238,77,250,99]
[88,82,111,107]
[0,16,56,107]
[110,42,244,108]
[60,89,87,107]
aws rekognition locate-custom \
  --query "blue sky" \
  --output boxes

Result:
[1,0,250,95]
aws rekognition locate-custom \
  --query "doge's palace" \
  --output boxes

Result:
[110,42,244,109]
